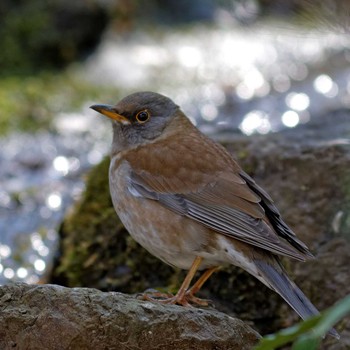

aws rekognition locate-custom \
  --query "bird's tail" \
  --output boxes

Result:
[254,259,339,339]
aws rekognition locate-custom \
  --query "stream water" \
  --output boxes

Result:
[0,22,349,285]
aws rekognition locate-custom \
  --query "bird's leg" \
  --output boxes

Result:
[142,256,203,306]
[184,266,219,306]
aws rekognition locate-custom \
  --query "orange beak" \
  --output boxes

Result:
[90,104,131,125]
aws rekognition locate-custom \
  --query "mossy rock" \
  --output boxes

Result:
[52,111,350,347]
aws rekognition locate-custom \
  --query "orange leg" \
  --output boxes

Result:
[142,256,203,306]
[184,266,219,306]
[142,257,219,307]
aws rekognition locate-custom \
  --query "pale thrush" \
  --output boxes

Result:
[91,91,338,338]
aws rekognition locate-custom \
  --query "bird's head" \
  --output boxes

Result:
[90,91,183,152]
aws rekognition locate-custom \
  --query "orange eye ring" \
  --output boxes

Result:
[136,110,150,123]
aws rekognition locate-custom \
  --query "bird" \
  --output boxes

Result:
[90,91,338,338]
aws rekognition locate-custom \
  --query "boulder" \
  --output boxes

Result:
[0,283,259,350]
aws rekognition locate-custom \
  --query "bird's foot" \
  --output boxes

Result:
[140,289,211,307]
[183,291,211,306]
[141,293,191,307]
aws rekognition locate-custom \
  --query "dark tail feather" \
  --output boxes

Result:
[255,260,339,339]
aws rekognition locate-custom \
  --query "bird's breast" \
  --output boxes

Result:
[108,155,223,270]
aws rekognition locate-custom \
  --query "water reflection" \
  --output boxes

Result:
[46,193,62,211]
[314,74,339,97]
[0,192,11,208]
[201,104,218,121]
[314,74,334,94]
[31,232,43,249]
[88,149,103,165]
[288,92,308,110]
[84,23,350,137]
[4,268,15,279]
[178,46,202,68]
[0,245,11,258]
[34,259,46,273]
[272,74,291,93]
[282,110,300,128]
[53,156,69,175]
[239,110,271,135]
[17,267,28,279]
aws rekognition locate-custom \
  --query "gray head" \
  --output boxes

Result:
[90,91,179,152]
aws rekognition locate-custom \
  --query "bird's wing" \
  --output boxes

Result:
[123,133,312,261]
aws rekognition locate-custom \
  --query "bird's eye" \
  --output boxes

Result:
[136,110,150,123]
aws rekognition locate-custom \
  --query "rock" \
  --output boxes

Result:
[0,283,259,350]
[52,110,349,348]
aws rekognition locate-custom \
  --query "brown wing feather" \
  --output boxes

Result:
[125,126,255,198]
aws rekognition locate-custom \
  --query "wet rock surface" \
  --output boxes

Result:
[52,109,349,349]
[0,283,260,350]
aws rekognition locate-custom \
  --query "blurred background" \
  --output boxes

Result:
[0,0,349,285]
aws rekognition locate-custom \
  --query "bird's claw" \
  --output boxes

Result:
[139,290,211,307]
